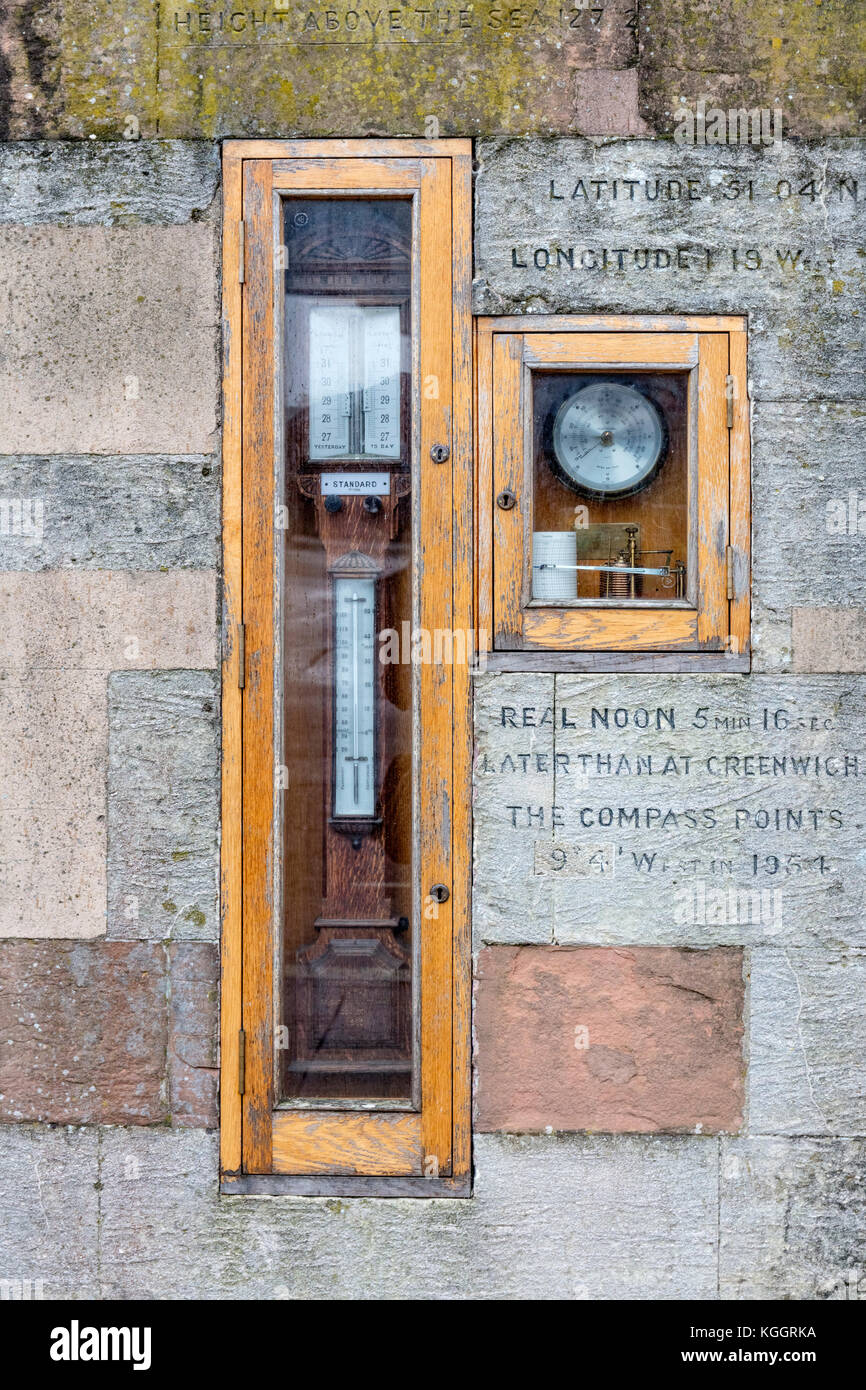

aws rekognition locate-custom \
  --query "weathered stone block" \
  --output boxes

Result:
[94,1126,718,1299]
[0,940,168,1124]
[107,671,219,943]
[473,673,866,948]
[0,939,218,1126]
[1,1,641,141]
[471,1132,718,1299]
[0,225,218,454]
[473,672,555,944]
[638,0,866,140]
[573,69,651,137]
[751,401,866,672]
[792,607,866,673]
[0,455,219,571]
[97,1128,229,1298]
[474,138,866,400]
[167,942,219,1127]
[0,668,107,939]
[0,570,217,670]
[4,0,862,140]
[748,948,866,1136]
[0,3,62,141]
[0,573,215,940]
[0,140,220,224]
[720,1137,866,1299]
[0,1124,99,1300]
[475,944,744,1133]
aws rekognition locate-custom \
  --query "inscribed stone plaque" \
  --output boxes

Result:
[6,1,638,139]
[474,138,866,400]
[474,673,866,947]
[3,2,863,139]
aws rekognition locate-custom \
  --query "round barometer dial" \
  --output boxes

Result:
[551,381,667,497]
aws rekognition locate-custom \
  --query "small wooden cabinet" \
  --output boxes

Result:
[476,317,750,661]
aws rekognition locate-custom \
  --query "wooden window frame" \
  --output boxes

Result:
[475,316,751,673]
[220,141,473,1196]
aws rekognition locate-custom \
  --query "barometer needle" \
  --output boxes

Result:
[575,442,603,462]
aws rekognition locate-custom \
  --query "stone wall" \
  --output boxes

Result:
[1,0,865,1299]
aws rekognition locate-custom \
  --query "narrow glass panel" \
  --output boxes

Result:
[280,198,413,1103]
[531,372,689,602]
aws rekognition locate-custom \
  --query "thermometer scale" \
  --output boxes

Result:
[331,566,379,828]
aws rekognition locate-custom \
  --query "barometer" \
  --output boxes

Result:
[530,369,686,603]
[282,196,413,1100]
[308,304,402,460]
[551,380,667,498]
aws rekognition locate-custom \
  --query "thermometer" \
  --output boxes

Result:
[332,574,377,820]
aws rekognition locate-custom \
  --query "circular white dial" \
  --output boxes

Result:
[551,381,666,496]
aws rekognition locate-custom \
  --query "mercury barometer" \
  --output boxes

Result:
[281,199,413,1101]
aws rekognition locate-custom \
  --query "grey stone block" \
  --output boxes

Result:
[0,456,219,571]
[720,1137,866,1299]
[0,141,220,225]
[6,1124,863,1302]
[0,224,219,455]
[107,671,219,942]
[97,1129,232,1300]
[474,673,866,949]
[752,401,866,671]
[0,1124,99,1300]
[95,1127,719,1300]
[98,1127,472,1301]
[471,1133,718,1299]
[473,673,555,947]
[748,949,866,1136]
[792,608,866,674]
[474,138,866,400]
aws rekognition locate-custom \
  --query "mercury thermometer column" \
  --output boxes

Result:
[332,572,377,824]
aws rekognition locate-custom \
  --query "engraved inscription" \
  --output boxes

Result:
[473,676,866,945]
[163,1,639,44]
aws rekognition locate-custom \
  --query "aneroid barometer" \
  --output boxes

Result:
[533,373,686,602]
[551,381,667,498]
[281,199,413,1101]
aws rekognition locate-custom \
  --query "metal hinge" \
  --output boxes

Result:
[238,1028,246,1095]
[237,622,245,689]
[725,374,735,428]
[726,546,735,601]
[238,220,245,284]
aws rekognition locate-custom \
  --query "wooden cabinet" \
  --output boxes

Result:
[476,317,750,662]
[221,141,472,1193]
